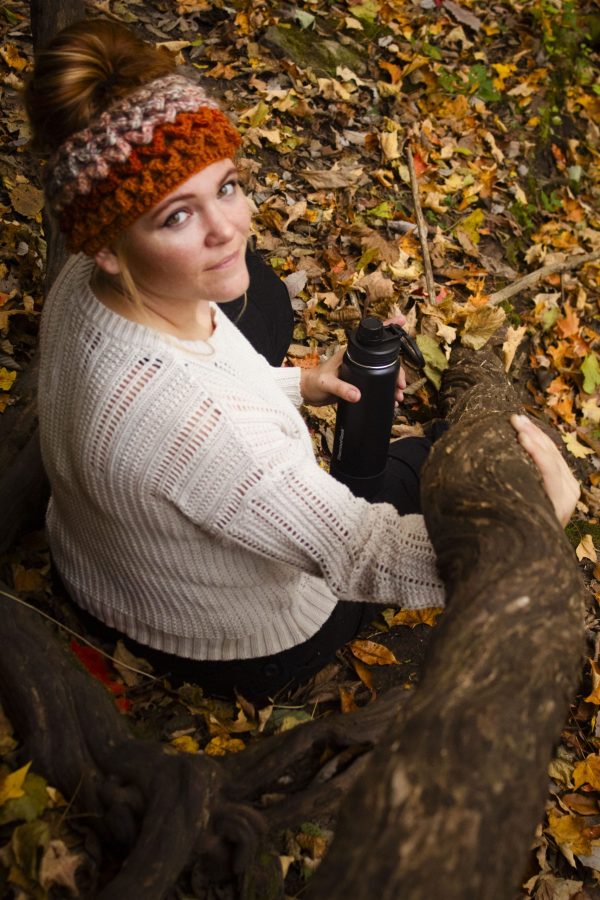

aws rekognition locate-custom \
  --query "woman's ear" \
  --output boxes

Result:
[94,247,121,276]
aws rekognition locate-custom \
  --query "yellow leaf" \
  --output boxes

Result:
[576,534,597,563]
[454,208,485,246]
[461,306,506,351]
[0,762,31,806]
[547,810,594,856]
[0,43,28,71]
[203,736,246,757]
[573,754,600,790]
[390,607,444,628]
[562,431,595,459]
[170,735,199,754]
[0,368,17,392]
[349,639,398,666]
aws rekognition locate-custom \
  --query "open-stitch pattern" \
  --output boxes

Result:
[38,256,445,662]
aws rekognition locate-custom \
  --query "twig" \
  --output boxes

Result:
[488,249,600,306]
[406,146,437,305]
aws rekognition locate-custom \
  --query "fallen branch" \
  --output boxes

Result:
[406,145,437,305]
[488,249,600,306]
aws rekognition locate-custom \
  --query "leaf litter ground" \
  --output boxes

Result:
[0,0,599,896]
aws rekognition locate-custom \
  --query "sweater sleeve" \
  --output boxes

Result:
[270,365,303,407]
[164,397,445,611]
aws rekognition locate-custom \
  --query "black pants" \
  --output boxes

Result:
[71,250,441,702]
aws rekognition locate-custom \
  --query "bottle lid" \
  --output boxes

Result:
[348,316,401,367]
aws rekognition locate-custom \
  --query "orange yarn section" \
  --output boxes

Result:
[63,108,241,255]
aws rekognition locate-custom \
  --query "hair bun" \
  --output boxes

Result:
[24,19,177,153]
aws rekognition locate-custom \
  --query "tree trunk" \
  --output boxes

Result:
[29,0,84,290]
[0,1,88,551]
[307,345,585,900]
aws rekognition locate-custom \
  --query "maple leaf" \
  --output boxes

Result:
[0,762,31,806]
[562,431,595,459]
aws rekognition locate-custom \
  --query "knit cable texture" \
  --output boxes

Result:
[39,256,446,661]
[45,74,241,256]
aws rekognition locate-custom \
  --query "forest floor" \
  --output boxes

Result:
[0,0,599,897]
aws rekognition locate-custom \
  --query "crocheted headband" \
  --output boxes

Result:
[45,74,242,256]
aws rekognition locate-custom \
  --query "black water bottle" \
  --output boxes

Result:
[330,316,425,500]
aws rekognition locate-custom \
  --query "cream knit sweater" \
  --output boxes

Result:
[38,255,445,661]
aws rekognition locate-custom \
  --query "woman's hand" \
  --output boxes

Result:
[300,314,408,407]
[510,414,580,527]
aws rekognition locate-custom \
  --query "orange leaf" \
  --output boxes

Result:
[551,143,567,171]
[350,656,376,695]
[390,607,444,628]
[584,659,600,704]
[379,60,402,84]
[349,639,398,666]
[411,149,428,177]
[339,684,359,713]
[556,304,580,339]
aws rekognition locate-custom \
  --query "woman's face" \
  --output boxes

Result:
[113,158,251,305]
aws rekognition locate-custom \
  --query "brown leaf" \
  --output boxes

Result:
[302,165,364,190]
[561,793,600,816]
[349,639,398,666]
[39,840,84,894]
[9,183,44,219]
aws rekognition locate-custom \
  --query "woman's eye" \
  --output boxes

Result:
[220,180,237,197]
[163,209,189,228]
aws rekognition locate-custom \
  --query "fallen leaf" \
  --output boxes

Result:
[561,792,600,816]
[39,840,83,894]
[389,607,444,628]
[204,735,246,756]
[113,640,153,687]
[0,763,31,806]
[576,534,597,563]
[581,354,600,394]
[171,735,200,753]
[562,431,595,459]
[339,684,360,712]
[585,660,600,704]
[349,639,398,666]
[302,165,364,190]
[547,810,593,857]
[0,367,17,391]
[502,325,527,372]
[573,754,600,790]
[9,184,44,219]
[461,306,506,350]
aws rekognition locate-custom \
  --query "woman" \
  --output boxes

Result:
[24,20,580,700]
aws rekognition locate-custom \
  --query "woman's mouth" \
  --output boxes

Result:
[206,248,242,271]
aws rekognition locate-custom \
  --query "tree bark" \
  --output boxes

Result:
[29,0,85,290]
[307,344,585,900]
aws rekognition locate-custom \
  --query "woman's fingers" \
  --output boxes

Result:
[510,414,580,527]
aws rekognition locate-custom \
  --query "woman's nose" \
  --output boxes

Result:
[204,205,236,245]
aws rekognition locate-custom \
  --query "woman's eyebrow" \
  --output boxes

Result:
[150,168,239,220]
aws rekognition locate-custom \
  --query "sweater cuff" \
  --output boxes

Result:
[272,365,303,408]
